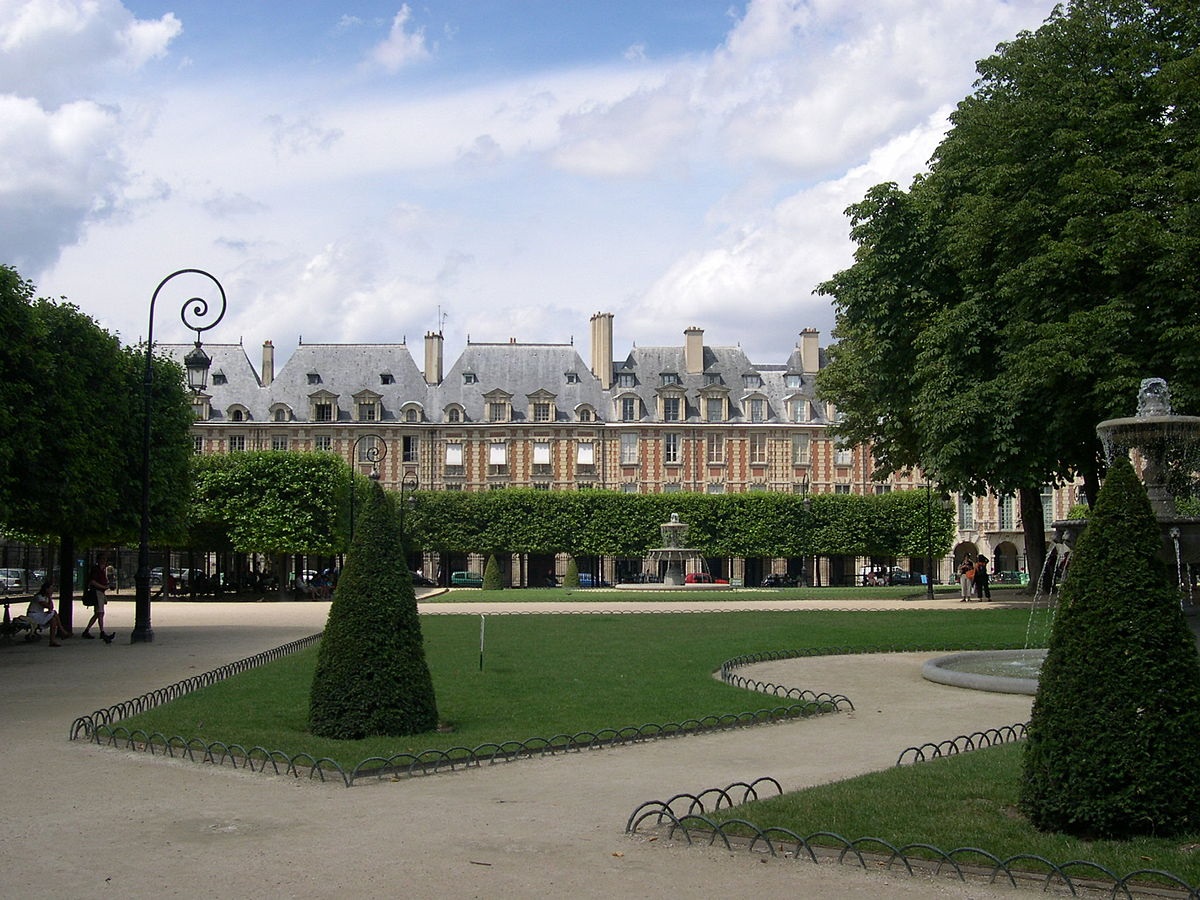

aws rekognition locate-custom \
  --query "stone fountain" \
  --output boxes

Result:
[1055,377,1200,599]
[925,378,1200,693]
[615,513,731,591]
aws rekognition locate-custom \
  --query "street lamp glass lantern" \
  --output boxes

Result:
[184,341,211,392]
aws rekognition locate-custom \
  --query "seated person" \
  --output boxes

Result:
[26,582,69,647]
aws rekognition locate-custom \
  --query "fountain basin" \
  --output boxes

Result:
[923,649,1045,695]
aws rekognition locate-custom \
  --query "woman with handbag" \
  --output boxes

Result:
[81,553,116,643]
[957,556,975,601]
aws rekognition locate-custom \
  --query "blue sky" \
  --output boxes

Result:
[2,1,1056,369]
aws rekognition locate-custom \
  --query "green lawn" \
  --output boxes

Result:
[706,741,1200,886]
[108,609,1026,767]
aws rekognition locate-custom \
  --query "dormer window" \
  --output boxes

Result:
[309,390,338,423]
[307,372,321,385]
[272,405,291,423]
[743,373,762,389]
[619,395,640,422]
[617,372,636,388]
[748,397,767,423]
[353,389,382,422]
[192,393,212,421]
[565,371,580,384]
[660,372,681,386]
[527,389,557,423]
[578,406,595,423]
[405,408,418,423]
[211,370,227,386]
[445,405,463,424]
[704,373,722,386]
[705,396,726,422]
[380,372,395,385]
[662,396,682,422]
[463,372,478,384]
[484,388,513,423]
[227,404,251,422]
[785,374,802,389]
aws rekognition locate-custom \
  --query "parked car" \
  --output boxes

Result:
[993,570,1028,585]
[450,571,484,587]
[684,572,713,584]
[0,568,25,592]
[411,571,437,586]
[576,573,610,588]
[886,569,927,586]
[761,573,798,588]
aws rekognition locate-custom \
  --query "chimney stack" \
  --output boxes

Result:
[684,326,704,375]
[262,340,274,386]
[424,331,444,386]
[590,312,613,389]
[800,328,820,375]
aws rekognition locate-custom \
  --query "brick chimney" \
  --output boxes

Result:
[424,331,444,386]
[590,312,613,389]
[800,328,820,375]
[261,340,274,386]
[684,326,704,375]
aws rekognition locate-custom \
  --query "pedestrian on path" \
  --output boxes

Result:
[81,553,116,643]
[973,554,992,602]
[957,556,974,601]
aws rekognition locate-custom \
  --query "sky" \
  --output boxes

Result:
[2,0,1057,371]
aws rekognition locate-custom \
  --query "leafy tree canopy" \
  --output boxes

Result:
[818,0,1200,578]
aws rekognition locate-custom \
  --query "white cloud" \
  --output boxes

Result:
[632,107,954,356]
[0,0,180,103]
[368,5,430,73]
[0,94,125,271]
[19,0,1056,369]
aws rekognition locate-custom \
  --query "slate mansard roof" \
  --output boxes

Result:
[162,327,827,426]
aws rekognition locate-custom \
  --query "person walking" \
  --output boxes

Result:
[81,553,116,643]
[973,554,992,602]
[957,556,975,601]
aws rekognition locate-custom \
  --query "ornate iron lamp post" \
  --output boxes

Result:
[133,269,227,643]
[399,471,419,544]
[349,433,386,538]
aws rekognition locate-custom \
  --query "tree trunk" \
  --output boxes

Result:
[1019,486,1046,591]
[58,534,74,631]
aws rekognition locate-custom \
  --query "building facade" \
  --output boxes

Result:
[172,313,1076,586]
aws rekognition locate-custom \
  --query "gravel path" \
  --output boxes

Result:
[0,596,1036,899]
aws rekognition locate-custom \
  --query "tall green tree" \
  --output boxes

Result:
[309,480,438,739]
[191,452,349,555]
[819,0,1200,583]
[0,267,40,516]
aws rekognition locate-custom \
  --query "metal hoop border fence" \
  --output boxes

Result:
[625,778,1200,899]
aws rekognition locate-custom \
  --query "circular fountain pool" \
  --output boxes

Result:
[922,649,1046,695]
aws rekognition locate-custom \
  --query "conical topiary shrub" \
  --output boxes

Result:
[1020,456,1200,837]
[308,480,438,739]
[482,553,503,590]
[563,556,580,590]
